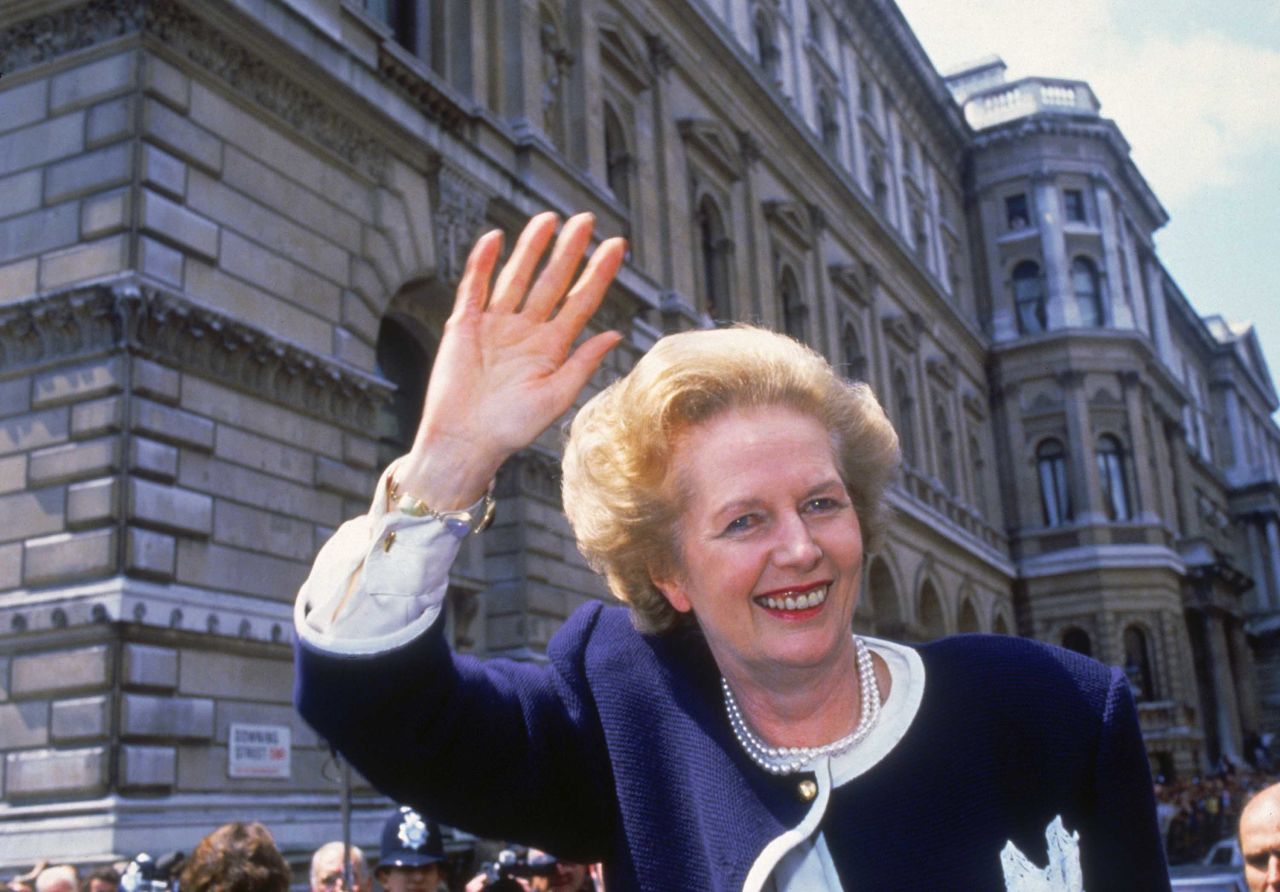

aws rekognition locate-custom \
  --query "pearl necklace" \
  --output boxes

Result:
[721,635,881,775]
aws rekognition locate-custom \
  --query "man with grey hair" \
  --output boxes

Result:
[34,867,77,892]
[310,842,369,892]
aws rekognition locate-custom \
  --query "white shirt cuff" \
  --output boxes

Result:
[293,458,465,656]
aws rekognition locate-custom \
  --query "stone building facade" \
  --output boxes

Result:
[0,0,1277,870]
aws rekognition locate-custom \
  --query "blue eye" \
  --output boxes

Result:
[724,514,758,534]
[803,497,843,513]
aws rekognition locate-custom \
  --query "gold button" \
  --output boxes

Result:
[797,779,817,801]
[382,531,396,552]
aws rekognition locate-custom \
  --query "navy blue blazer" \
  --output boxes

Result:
[295,601,1170,890]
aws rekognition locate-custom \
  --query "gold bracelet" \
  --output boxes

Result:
[387,475,496,538]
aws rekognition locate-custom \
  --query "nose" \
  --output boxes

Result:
[773,510,822,568]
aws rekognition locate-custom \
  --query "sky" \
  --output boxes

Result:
[892,0,1280,414]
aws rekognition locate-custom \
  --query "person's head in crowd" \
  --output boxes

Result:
[179,822,291,892]
[375,807,445,892]
[310,842,369,892]
[1241,782,1280,891]
[84,866,119,892]
[35,867,78,892]
[524,850,590,892]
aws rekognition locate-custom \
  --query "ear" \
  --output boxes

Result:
[649,567,694,614]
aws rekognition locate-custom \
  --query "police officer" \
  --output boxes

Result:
[374,807,446,892]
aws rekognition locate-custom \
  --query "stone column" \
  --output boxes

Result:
[646,35,677,294]
[808,204,837,360]
[1206,615,1244,763]
[1267,519,1280,612]
[738,130,765,321]
[1092,175,1133,328]
[1060,371,1103,523]
[1246,520,1271,613]
[1034,175,1075,328]
[994,378,1036,530]
[1118,220,1149,334]
[1228,621,1260,738]
[1166,420,1195,535]
[984,196,1018,341]
[1224,386,1247,472]
[868,266,891,403]
[1143,256,1175,365]
[1121,371,1157,522]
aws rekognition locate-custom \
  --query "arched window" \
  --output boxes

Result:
[696,196,729,319]
[935,403,956,494]
[958,599,979,634]
[1072,256,1103,327]
[779,268,808,342]
[1013,261,1046,334]
[840,322,866,381]
[603,103,631,209]
[816,88,839,154]
[1096,434,1133,521]
[894,368,917,467]
[993,614,1011,635]
[1123,625,1156,701]
[918,580,945,640]
[375,317,434,470]
[1062,627,1093,657]
[754,11,780,82]
[867,558,902,637]
[1036,438,1072,526]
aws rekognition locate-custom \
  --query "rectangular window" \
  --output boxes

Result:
[1064,189,1086,223]
[1005,193,1029,230]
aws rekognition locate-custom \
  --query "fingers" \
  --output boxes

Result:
[547,330,624,413]
[522,212,595,320]
[451,229,504,319]
[488,211,559,313]
[552,236,627,337]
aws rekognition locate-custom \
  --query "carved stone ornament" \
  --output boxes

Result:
[0,0,143,72]
[881,310,924,351]
[678,119,743,183]
[926,354,956,389]
[0,0,388,181]
[645,32,676,76]
[0,285,390,430]
[763,200,812,248]
[431,165,490,284]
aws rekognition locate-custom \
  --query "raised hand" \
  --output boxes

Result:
[392,212,626,511]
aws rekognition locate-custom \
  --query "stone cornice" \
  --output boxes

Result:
[0,285,391,430]
[0,0,390,181]
[971,115,1167,229]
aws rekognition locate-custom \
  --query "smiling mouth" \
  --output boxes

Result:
[754,585,829,612]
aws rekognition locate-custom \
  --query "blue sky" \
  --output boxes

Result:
[893,0,1280,412]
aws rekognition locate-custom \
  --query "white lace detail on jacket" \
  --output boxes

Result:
[1000,815,1084,892]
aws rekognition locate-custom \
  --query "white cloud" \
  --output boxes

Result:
[895,0,1280,208]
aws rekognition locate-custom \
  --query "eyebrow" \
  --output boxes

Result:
[709,477,846,523]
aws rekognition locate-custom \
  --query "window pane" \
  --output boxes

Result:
[1005,193,1029,229]
[1064,189,1086,223]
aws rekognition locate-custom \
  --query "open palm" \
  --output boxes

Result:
[394,212,626,510]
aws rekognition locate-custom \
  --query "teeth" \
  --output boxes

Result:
[760,587,828,611]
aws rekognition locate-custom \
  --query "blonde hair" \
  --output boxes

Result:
[562,325,899,633]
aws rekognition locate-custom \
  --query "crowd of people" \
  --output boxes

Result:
[2,807,596,892]
[1156,766,1280,865]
